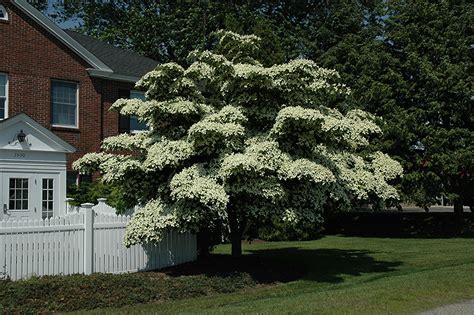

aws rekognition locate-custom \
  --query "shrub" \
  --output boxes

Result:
[256,216,324,241]
[0,271,257,314]
[67,181,129,212]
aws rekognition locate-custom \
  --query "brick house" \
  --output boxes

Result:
[0,0,158,186]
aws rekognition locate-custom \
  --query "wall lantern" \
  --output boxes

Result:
[17,130,27,143]
[8,130,31,146]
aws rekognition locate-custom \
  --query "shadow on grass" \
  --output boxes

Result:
[160,247,402,284]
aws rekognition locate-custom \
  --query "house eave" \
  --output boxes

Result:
[87,69,141,83]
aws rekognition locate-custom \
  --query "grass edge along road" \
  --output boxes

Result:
[76,236,474,314]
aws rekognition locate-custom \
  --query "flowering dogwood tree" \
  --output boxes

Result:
[74,31,402,257]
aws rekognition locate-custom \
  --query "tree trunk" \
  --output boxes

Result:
[228,209,243,258]
[230,231,242,257]
[454,199,463,216]
[197,228,211,257]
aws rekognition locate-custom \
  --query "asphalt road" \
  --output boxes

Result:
[418,300,474,315]
[390,206,472,213]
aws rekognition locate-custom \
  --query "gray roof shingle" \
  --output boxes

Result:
[64,30,158,79]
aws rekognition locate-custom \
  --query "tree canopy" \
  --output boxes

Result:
[74,31,402,256]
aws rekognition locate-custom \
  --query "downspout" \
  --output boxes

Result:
[99,79,104,143]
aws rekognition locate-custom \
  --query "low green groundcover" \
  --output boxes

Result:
[0,255,298,314]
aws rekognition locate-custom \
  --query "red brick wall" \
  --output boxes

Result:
[0,1,134,170]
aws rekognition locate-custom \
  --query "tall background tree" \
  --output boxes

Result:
[42,0,473,211]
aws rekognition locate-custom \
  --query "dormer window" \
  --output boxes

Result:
[0,5,8,21]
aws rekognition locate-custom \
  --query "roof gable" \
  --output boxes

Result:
[0,114,76,153]
[12,0,158,83]
[65,31,158,79]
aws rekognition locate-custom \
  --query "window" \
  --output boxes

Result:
[51,80,78,127]
[129,90,148,132]
[0,73,7,119]
[67,171,78,188]
[0,5,8,21]
[9,178,28,210]
[42,179,54,219]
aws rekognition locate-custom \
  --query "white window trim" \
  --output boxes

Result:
[0,5,8,21]
[0,72,8,120]
[51,79,79,129]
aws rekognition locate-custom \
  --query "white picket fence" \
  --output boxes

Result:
[0,201,197,280]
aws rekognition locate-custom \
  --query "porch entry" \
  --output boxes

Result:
[0,114,76,221]
[1,171,59,220]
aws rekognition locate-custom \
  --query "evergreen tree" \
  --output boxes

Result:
[321,0,473,211]
[384,0,473,212]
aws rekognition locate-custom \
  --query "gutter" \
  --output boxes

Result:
[87,69,140,84]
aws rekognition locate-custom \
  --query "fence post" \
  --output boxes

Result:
[82,203,95,275]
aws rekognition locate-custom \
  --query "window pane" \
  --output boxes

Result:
[129,90,148,131]
[8,178,28,210]
[51,81,77,126]
[130,90,145,100]
[0,74,6,96]
[67,172,77,187]
[130,116,147,131]
[42,179,54,218]
[0,99,5,119]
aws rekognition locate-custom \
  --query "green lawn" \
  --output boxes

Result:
[81,236,474,314]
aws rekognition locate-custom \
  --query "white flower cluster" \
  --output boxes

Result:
[271,106,381,149]
[170,165,229,214]
[326,151,402,201]
[101,132,150,152]
[143,139,194,171]
[282,159,336,184]
[123,199,178,247]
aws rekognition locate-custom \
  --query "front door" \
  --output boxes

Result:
[1,172,59,220]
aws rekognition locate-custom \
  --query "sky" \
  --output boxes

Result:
[42,0,82,29]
